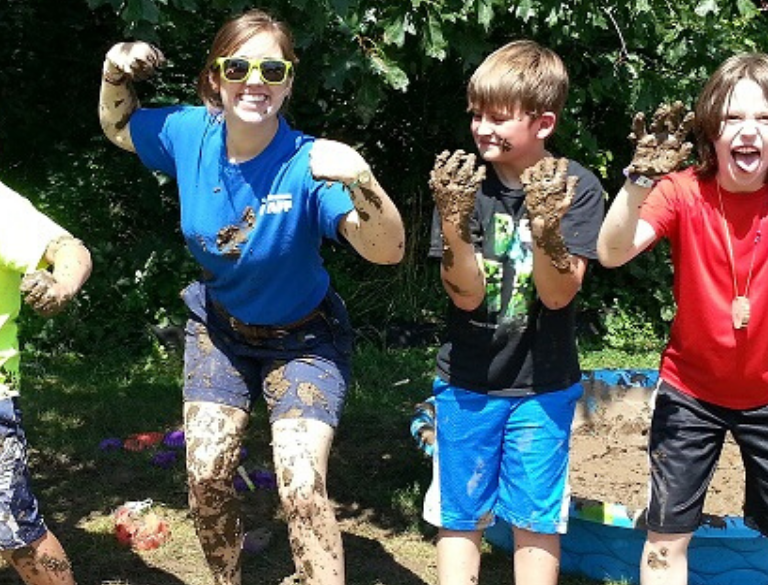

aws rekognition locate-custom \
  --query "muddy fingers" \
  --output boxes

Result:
[429,149,486,243]
[627,101,694,177]
[521,157,577,273]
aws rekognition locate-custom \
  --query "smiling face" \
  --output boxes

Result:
[470,107,555,172]
[210,32,293,129]
[714,78,768,192]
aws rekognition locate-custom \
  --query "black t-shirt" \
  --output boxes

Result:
[429,160,604,396]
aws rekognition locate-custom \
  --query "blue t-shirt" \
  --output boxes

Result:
[130,107,354,325]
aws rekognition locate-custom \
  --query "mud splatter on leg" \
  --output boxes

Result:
[5,532,75,585]
[272,418,344,585]
[185,401,249,585]
[646,547,669,570]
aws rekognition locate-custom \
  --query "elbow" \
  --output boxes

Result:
[452,295,483,312]
[596,247,625,269]
[539,291,576,311]
[365,231,406,265]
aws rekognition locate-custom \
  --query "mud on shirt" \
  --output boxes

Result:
[430,161,604,396]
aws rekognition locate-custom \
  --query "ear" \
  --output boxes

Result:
[208,70,220,95]
[535,112,557,139]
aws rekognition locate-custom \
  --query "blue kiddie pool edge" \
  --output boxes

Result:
[483,369,768,585]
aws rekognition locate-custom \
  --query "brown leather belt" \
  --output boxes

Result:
[214,301,326,342]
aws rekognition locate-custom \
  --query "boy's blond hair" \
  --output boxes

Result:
[467,40,569,118]
[695,52,768,179]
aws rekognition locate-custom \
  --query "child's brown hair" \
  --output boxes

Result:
[695,52,768,179]
[467,40,569,119]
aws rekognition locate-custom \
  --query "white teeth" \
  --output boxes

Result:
[240,94,267,103]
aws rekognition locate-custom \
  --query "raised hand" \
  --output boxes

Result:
[627,101,694,177]
[429,150,486,243]
[309,139,370,188]
[20,270,74,317]
[521,157,577,273]
[104,41,166,84]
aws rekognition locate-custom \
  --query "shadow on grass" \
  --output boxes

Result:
[2,343,437,585]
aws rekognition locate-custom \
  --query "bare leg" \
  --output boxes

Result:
[272,418,344,585]
[185,401,250,585]
[512,527,560,585]
[640,531,692,585]
[2,531,75,585]
[435,528,482,585]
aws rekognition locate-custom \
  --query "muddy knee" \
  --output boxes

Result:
[279,469,328,522]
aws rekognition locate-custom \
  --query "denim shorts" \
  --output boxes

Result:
[0,398,47,550]
[423,378,582,534]
[181,282,354,427]
[647,381,768,535]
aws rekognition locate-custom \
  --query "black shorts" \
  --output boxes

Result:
[646,380,768,535]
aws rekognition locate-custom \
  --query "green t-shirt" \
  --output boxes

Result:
[0,180,68,398]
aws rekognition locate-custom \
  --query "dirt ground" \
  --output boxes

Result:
[569,385,745,519]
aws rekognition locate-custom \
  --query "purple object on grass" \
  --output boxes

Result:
[151,450,178,469]
[99,438,123,451]
[163,430,185,448]
[251,470,277,490]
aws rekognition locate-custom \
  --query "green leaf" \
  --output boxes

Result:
[424,10,447,60]
[170,0,198,11]
[382,14,407,47]
[694,0,719,17]
[513,0,537,22]
[123,0,160,24]
[330,0,352,15]
[635,0,652,12]
[369,52,409,91]
[477,0,494,29]
[735,0,758,17]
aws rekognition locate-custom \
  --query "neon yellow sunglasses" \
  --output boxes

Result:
[214,57,293,84]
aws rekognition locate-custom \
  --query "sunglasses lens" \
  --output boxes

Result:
[260,61,288,83]
[222,58,250,81]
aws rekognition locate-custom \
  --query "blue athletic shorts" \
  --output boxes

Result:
[0,398,47,550]
[647,381,768,535]
[182,282,354,427]
[423,378,583,534]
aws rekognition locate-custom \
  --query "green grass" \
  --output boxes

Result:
[0,341,643,585]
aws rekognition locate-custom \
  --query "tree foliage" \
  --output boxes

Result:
[1,0,767,353]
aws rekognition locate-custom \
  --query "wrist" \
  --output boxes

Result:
[345,168,372,191]
[102,59,127,85]
[623,166,657,189]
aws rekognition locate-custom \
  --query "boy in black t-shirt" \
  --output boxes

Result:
[424,40,604,585]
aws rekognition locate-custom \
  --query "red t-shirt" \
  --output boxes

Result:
[641,167,768,409]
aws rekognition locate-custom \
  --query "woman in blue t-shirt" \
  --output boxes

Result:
[98,9,404,585]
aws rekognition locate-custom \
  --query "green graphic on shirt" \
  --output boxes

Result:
[484,213,534,321]
[484,259,502,313]
[494,214,515,258]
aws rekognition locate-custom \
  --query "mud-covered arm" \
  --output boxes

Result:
[310,139,405,265]
[21,236,92,317]
[522,157,586,310]
[99,42,166,153]
[598,102,692,267]
[429,150,487,311]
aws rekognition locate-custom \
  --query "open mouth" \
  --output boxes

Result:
[732,145,763,173]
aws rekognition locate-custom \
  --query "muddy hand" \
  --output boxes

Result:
[105,41,166,82]
[20,270,73,317]
[309,139,369,186]
[429,150,486,243]
[521,157,577,273]
[627,101,694,177]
